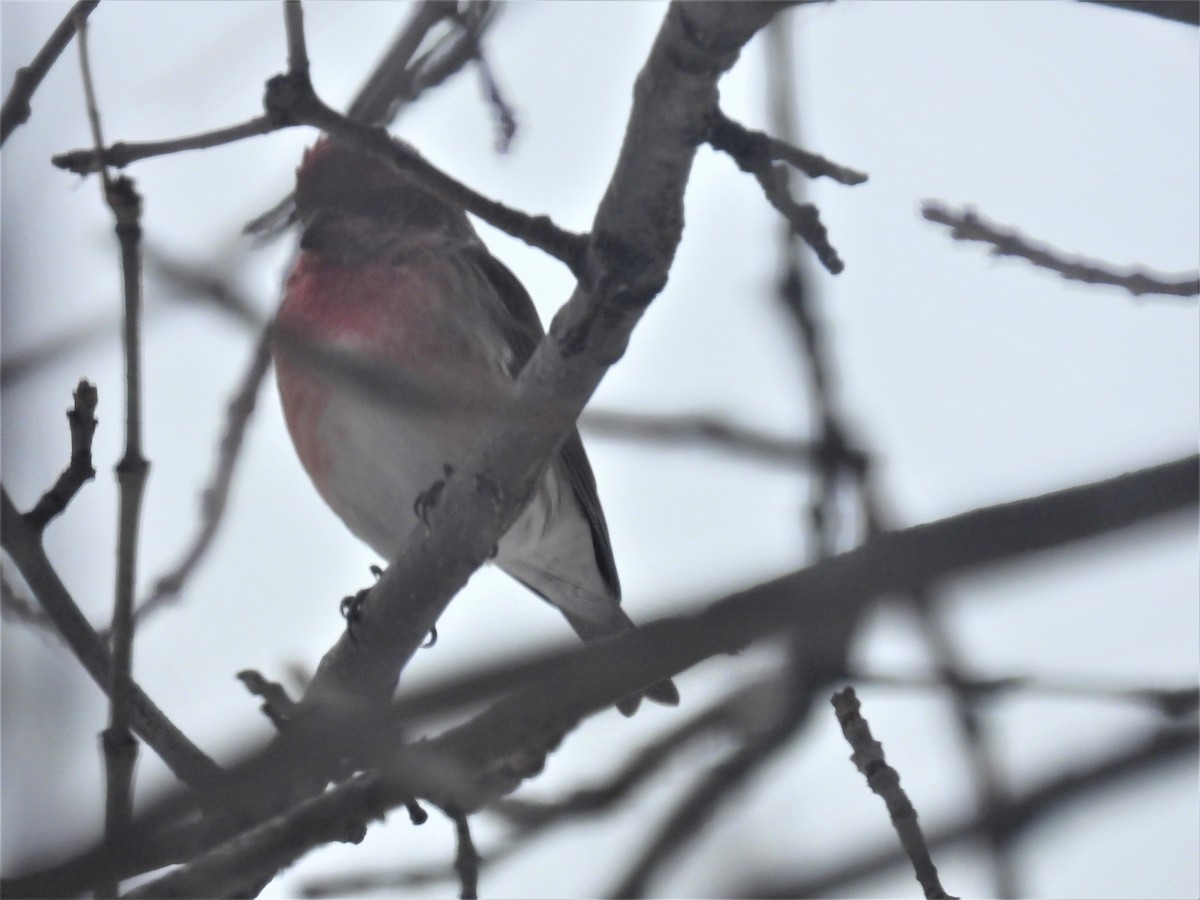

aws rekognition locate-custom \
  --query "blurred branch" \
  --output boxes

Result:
[136,328,272,623]
[831,687,955,900]
[7,453,1197,896]
[613,671,820,898]
[494,681,762,829]
[922,202,1200,299]
[1079,0,1200,25]
[0,248,260,391]
[0,314,117,388]
[22,379,99,533]
[582,407,868,472]
[1,488,222,789]
[304,682,763,897]
[742,722,1199,897]
[346,1,457,124]
[908,605,1019,896]
[145,245,265,328]
[250,1,502,238]
[0,0,99,145]
[1,562,55,632]
[855,670,1200,720]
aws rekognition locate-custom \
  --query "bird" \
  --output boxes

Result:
[274,137,678,716]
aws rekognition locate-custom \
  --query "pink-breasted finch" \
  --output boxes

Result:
[274,138,679,715]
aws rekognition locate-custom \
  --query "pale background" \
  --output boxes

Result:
[2,2,1197,897]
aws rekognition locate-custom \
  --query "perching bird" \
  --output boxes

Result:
[274,138,678,715]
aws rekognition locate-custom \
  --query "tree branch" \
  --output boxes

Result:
[923,202,1200,299]
[0,0,98,145]
[22,379,99,533]
[0,489,222,789]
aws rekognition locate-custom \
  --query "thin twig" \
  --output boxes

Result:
[0,0,99,145]
[911,608,1019,896]
[75,12,149,884]
[1,488,222,789]
[448,4,517,154]
[52,116,279,174]
[765,14,861,561]
[709,108,868,186]
[744,723,1197,898]
[451,811,480,900]
[494,681,760,830]
[922,202,1200,299]
[264,70,588,271]
[346,0,457,124]
[283,0,309,77]
[612,672,819,898]
[23,379,99,533]
[831,687,956,900]
[707,105,863,275]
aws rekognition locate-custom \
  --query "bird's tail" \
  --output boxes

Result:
[504,564,680,717]
[553,603,680,717]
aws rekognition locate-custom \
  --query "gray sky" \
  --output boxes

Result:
[2,2,1197,896]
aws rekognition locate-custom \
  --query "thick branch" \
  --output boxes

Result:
[6,454,1196,897]
[296,0,788,713]
[1079,0,1200,25]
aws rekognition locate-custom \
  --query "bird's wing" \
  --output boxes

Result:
[467,246,622,601]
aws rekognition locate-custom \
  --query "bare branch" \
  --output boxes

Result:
[263,69,587,271]
[282,0,310,77]
[832,687,956,900]
[0,489,222,789]
[707,105,862,275]
[137,329,271,622]
[6,452,1197,897]
[856,669,1200,720]
[72,12,150,874]
[742,723,1198,898]
[451,811,480,900]
[346,1,458,124]
[922,202,1200,299]
[582,407,868,471]
[472,40,517,154]
[709,109,868,186]
[1079,0,1200,26]
[1,563,56,633]
[23,379,99,533]
[613,673,819,897]
[0,0,99,145]
[52,116,279,174]
[291,0,788,718]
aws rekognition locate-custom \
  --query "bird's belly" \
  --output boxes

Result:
[308,389,482,559]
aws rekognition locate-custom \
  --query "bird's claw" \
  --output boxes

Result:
[413,465,454,531]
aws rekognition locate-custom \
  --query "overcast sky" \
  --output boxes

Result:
[2,2,1197,897]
